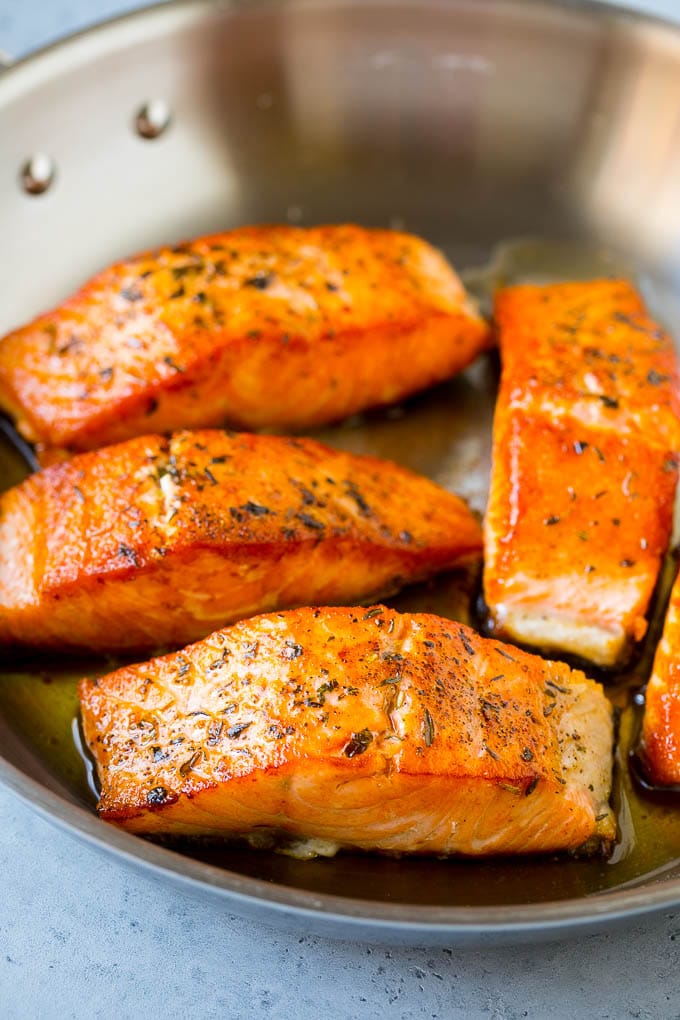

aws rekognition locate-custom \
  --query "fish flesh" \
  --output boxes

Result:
[484,279,680,668]
[0,224,489,454]
[641,567,680,785]
[0,430,481,651]
[79,605,615,856]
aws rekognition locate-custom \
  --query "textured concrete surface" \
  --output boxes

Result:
[2,1,680,1017]
[2,791,680,1019]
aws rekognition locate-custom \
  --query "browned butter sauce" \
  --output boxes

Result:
[1,237,680,908]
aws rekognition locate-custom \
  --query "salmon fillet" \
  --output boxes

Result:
[0,430,481,652]
[642,568,680,785]
[0,225,489,454]
[484,280,680,668]
[79,606,615,856]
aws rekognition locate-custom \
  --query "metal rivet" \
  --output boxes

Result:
[135,99,171,140]
[21,153,55,195]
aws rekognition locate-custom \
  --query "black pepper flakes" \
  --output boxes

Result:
[117,543,139,566]
[176,657,191,679]
[481,698,501,720]
[163,355,184,373]
[459,629,475,657]
[226,722,253,739]
[343,480,372,516]
[282,641,303,660]
[179,751,202,776]
[147,786,168,805]
[207,721,224,745]
[343,729,373,758]
[296,485,316,506]
[241,501,272,517]
[546,679,571,695]
[244,272,274,290]
[295,512,324,530]
[362,608,384,620]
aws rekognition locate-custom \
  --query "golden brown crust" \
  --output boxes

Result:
[484,279,680,667]
[0,430,481,651]
[642,570,680,785]
[0,224,489,452]
[79,606,615,855]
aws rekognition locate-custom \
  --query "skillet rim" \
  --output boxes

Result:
[2,0,680,943]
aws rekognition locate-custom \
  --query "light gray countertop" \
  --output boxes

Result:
[2,2,680,1017]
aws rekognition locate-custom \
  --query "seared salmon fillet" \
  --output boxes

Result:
[79,606,615,855]
[0,224,489,454]
[484,280,680,668]
[0,430,481,652]
[641,568,680,785]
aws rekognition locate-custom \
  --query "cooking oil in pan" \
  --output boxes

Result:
[1,236,680,908]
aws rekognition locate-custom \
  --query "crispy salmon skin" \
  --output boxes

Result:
[0,430,481,652]
[642,569,680,785]
[484,279,680,668]
[0,224,489,453]
[79,606,615,856]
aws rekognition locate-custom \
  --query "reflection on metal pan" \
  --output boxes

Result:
[2,0,680,945]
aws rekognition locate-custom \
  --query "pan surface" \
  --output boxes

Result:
[2,0,680,945]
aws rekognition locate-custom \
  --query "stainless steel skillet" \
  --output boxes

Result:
[2,0,680,946]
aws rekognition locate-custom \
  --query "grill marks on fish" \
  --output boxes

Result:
[79,606,615,857]
[484,279,680,668]
[0,430,481,651]
[0,224,489,453]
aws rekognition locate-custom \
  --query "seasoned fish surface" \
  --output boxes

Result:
[484,280,680,668]
[0,225,489,453]
[0,431,481,651]
[642,569,680,785]
[79,607,615,856]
